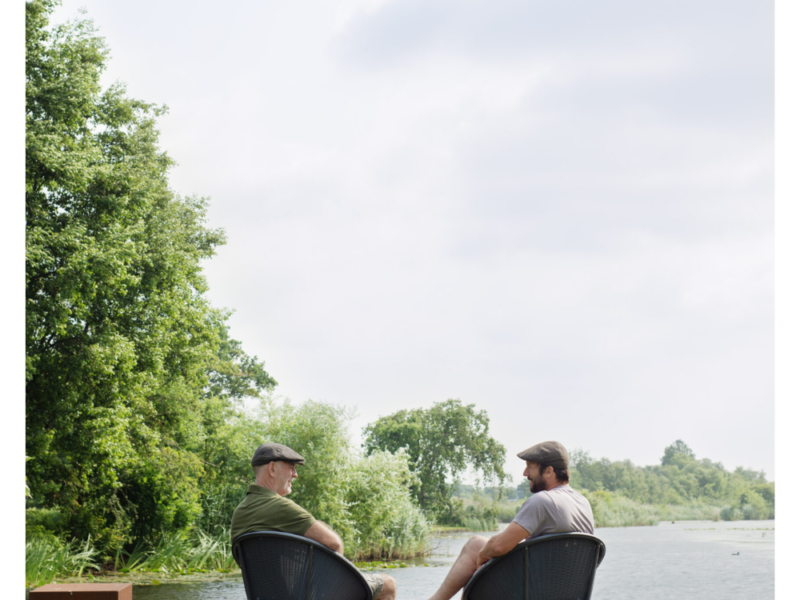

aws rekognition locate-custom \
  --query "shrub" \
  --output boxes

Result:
[339,450,429,559]
[496,500,525,523]
[720,506,743,521]
[26,508,68,538]
[217,397,431,560]
[587,491,660,527]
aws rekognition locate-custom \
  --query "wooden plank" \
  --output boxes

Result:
[29,583,133,600]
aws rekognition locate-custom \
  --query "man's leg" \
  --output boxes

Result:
[376,574,396,600]
[363,572,396,600]
[427,536,489,600]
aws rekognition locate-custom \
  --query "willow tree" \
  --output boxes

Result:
[25,0,275,552]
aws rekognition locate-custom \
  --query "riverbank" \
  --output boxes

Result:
[31,521,772,600]
[586,493,722,527]
[25,501,764,593]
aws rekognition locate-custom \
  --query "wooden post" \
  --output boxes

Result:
[29,583,133,600]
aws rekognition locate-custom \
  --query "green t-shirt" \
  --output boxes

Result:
[230,485,316,544]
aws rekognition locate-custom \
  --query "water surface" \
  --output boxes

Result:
[131,520,774,599]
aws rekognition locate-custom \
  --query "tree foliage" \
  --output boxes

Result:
[25,0,275,552]
[569,441,774,519]
[661,439,696,466]
[362,399,508,523]
[24,3,425,562]
[192,397,430,559]
[253,399,429,557]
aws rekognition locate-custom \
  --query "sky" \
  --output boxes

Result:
[45,0,775,480]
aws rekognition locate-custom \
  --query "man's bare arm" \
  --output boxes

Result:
[477,523,530,566]
[304,521,345,554]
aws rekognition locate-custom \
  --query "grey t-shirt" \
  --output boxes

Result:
[513,484,594,538]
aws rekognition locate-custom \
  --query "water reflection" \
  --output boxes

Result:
[129,521,773,599]
[591,520,774,600]
[131,530,491,600]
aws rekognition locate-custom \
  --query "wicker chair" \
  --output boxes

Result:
[462,532,606,600]
[232,530,372,600]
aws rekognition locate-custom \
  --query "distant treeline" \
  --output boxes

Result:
[569,440,774,521]
[459,440,774,526]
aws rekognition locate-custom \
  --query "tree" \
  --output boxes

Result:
[661,440,696,466]
[362,399,508,522]
[25,0,275,552]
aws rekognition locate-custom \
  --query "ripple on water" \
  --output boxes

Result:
[127,522,773,600]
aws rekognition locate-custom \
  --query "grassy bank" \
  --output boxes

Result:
[585,491,721,527]
[26,531,238,590]
[27,518,428,591]
[492,492,723,528]
[26,536,100,589]
[455,492,736,531]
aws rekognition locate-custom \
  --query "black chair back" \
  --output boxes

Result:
[462,532,605,600]
[233,531,372,600]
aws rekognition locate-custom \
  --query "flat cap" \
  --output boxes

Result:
[517,441,569,469]
[251,443,305,466]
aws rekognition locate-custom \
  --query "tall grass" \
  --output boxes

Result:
[337,450,431,560]
[26,536,100,589]
[466,491,724,530]
[115,530,238,573]
[586,491,721,527]
[196,484,245,538]
[353,501,431,560]
[26,530,238,590]
[496,500,525,524]
[655,502,720,522]
[459,517,496,532]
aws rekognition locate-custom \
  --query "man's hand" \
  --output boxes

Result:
[304,521,344,554]
[476,522,530,568]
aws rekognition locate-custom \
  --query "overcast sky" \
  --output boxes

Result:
[50,0,774,480]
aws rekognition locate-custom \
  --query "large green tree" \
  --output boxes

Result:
[362,399,508,522]
[25,0,274,552]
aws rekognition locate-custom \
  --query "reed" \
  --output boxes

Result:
[655,503,720,522]
[26,535,100,589]
[115,530,238,573]
[352,500,431,560]
[459,517,496,532]
[587,491,722,527]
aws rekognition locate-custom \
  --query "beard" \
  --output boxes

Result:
[528,475,547,494]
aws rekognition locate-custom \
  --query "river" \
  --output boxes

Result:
[131,519,774,599]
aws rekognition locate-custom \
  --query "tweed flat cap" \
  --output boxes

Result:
[517,441,569,468]
[251,443,305,466]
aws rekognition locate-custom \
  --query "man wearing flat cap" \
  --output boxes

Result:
[231,443,396,600]
[426,441,594,600]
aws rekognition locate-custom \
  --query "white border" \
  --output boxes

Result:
[1,0,25,589]
[775,0,798,598]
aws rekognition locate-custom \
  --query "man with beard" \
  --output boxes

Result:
[231,443,397,600]
[425,441,594,600]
